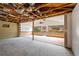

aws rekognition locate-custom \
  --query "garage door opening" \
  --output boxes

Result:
[34,15,64,46]
[19,15,66,47]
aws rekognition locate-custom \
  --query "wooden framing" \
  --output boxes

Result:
[35,3,49,10]
[0,3,76,23]
[64,14,67,48]
[41,3,76,14]
[41,9,72,19]
[32,20,34,40]
[17,23,20,37]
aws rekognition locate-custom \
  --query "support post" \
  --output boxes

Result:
[17,22,20,37]
[64,14,67,48]
[32,20,34,40]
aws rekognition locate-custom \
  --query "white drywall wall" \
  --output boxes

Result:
[72,4,79,56]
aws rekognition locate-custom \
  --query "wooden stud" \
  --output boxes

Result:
[32,20,34,40]
[17,22,20,37]
[64,14,67,48]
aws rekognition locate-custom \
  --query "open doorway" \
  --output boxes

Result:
[34,15,64,46]
[20,22,33,39]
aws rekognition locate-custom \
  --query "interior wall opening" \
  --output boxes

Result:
[20,22,33,39]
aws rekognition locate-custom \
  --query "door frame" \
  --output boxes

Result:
[64,14,68,48]
[31,14,68,48]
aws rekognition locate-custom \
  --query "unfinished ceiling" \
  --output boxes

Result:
[0,3,76,23]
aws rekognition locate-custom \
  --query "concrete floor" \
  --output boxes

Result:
[34,35,64,46]
[0,36,73,56]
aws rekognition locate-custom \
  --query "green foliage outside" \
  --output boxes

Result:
[34,27,41,32]
[34,27,64,33]
[48,29,64,33]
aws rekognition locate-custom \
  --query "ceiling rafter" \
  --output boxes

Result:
[35,3,49,10]
[40,3,76,14]
[41,9,72,19]
[30,6,74,19]
[16,3,24,9]
[0,3,77,23]
[0,15,16,22]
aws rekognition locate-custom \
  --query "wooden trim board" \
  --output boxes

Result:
[64,14,68,48]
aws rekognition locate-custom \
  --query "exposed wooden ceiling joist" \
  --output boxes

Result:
[41,9,72,19]
[0,3,77,23]
[40,3,76,14]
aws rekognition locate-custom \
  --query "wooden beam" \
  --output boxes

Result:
[16,3,24,9]
[61,8,73,10]
[40,9,72,19]
[42,8,73,16]
[40,3,76,14]
[0,15,8,21]
[32,20,34,40]
[48,9,72,16]
[17,23,20,37]
[35,3,49,10]
[0,4,5,8]
[0,14,18,23]
[31,12,41,19]
[64,14,68,48]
